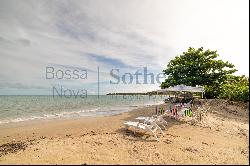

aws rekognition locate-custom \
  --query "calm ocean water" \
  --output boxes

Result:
[0,95,167,124]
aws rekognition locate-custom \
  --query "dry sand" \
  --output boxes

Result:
[0,99,249,164]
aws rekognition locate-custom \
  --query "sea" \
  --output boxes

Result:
[0,95,168,125]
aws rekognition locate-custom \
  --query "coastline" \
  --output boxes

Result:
[0,100,249,164]
[0,104,164,144]
[0,95,165,125]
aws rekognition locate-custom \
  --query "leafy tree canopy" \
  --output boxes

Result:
[161,47,237,89]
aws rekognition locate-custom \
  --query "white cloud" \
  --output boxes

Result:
[0,0,249,95]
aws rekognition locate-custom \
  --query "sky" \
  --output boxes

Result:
[0,0,249,95]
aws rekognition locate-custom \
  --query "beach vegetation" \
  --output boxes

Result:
[161,47,249,101]
[219,75,249,102]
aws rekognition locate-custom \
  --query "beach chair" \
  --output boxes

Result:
[124,120,163,141]
[152,115,168,129]
[179,108,193,117]
[136,115,167,130]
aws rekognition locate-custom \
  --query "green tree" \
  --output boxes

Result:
[219,75,249,102]
[161,47,237,98]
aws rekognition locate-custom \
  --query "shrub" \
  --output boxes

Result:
[219,75,249,102]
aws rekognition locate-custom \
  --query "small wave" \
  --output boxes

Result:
[155,101,165,105]
[143,100,164,107]
[0,108,100,125]
[0,116,44,124]
[53,108,100,117]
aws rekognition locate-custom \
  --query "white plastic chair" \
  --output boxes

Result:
[152,115,168,129]
[136,115,168,130]
[124,120,163,141]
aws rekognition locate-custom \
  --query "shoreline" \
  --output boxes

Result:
[0,103,161,129]
[0,95,166,126]
[0,100,248,164]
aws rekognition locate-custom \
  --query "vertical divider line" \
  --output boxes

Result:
[98,66,99,99]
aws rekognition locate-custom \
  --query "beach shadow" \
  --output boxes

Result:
[116,128,159,142]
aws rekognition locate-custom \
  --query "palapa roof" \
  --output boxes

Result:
[161,84,204,93]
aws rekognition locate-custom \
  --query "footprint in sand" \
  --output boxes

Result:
[202,142,209,146]
[183,147,199,153]
[163,139,172,144]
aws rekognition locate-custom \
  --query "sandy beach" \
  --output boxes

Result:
[0,99,249,165]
